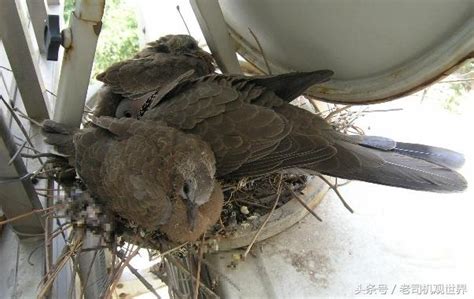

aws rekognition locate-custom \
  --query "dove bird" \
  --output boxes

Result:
[42,117,222,243]
[94,35,215,119]
[137,70,467,192]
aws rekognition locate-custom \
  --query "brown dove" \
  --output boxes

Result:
[42,117,223,243]
[138,70,467,192]
[94,35,215,119]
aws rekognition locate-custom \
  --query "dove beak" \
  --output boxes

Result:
[186,201,199,232]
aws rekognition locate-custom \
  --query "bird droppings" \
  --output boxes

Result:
[280,249,333,288]
[227,253,243,269]
[240,205,250,215]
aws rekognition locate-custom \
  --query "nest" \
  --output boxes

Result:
[68,173,310,252]
[215,173,308,235]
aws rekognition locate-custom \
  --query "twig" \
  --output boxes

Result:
[234,197,271,209]
[13,107,44,127]
[0,95,43,165]
[106,246,117,295]
[341,110,365,132]
[123,242,133,256]
[348,125,365,136]
[105,246,141,298]
[325,105,351,121]
[44,180,55,274]
[47,224,73,244]
[116,251,162,299]
[56,221,85,294]
[335,179,352,187]
[419,88,429,104]
[239,60,264,75]
[314,106,337,117]
[38,234,84,298]
[176,5,191,36]
[0,173,34,184]
[318,175,354,213]
[21,152,63,159]
[216,217,226,234]
[1,65,13,72]
[0,205,63,225]
[8,140,27,165]
[193,234,205,299]
[248,27,272,75]
[15,142,42,153]
[36,192,53,198]
[165,255,218,298]
[39,250,74,296]
[243,174,283,260]
[79,237,102,298]
[363,108,403,113]
[27,241,45,266]
[84,104,93,113]
[45,214,51,274]
[45,89,57,98]
[437,78,474,84]
[307,98,321,113]
[35,188,62,192]
[80,246,109,252]
[159,242,189,258]
[286,184,322,222]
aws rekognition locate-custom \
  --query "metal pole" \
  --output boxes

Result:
[53,0,105,126]
[0,112,44,236]
[190,0,242,74]
[50,2,107,298]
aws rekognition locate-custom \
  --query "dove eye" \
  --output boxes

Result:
[124,111,132,118]
[181,179,195,201]
[182,180,191,195]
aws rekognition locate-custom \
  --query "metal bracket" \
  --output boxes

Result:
[44,14,61,61]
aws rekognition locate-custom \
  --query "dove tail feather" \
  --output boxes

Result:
[393,142,465,170]
[356,135,465,170]
[250,70,334,101]
[318,141,467,193]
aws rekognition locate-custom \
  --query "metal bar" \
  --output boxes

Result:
[78,231,108,298]
[190,0,241,74]
[0,112,44,236]
[0,0,50,121]
[50,2,107,298]
[25,0,49,54]
[53,0,105,126]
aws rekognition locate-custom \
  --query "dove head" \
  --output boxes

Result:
[114,98,146,119]
[169,136,217,230]
[141,35,215,72]
[146,34,200,55]
[159,139,223,242]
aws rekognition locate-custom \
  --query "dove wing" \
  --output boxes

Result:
[142,75,337,177]
[74,117,181,227]
[96,54,213,99]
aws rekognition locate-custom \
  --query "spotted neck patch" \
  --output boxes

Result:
[138,90,159,119]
